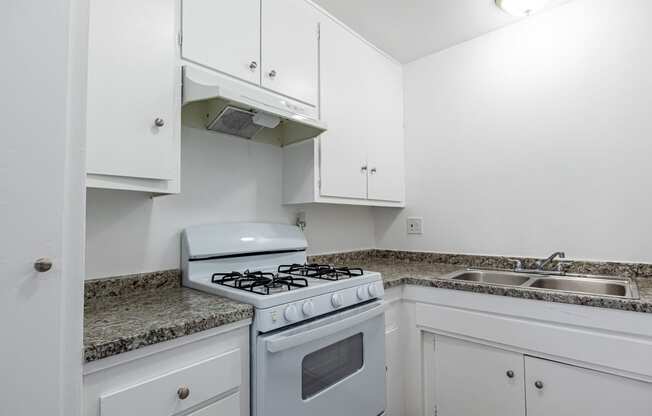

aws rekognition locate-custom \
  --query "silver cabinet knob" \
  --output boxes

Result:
[506,370,515,378]
[361,165,368,172]
[534,380,544,390]
[370,167,377,174]
[177,386,190,400]
[249,61,258,71]
[268,69,277,78]
[34,258,53,273]
[154,118,165,127]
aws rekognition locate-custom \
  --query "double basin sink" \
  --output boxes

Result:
[447,269,638,299]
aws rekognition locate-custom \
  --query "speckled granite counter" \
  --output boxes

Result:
[310,251,652,314]
[84,271,253,363]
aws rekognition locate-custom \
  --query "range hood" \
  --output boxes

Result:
[182,64,327,145]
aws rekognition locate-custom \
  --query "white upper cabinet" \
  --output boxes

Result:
[366,52,405,202]
[86,0,180,192]
[261,0,319,105]
[182,0,260,85]
[319,17,370,200]
[282,14,405,207]
[181,0,318,106]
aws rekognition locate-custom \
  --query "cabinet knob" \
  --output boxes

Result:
[534,380,544,390]
[370,167,377,174]
[34,258,53,273]
[177,386,190,400]
[268,69,277,78]
[506,370,515,379]
[249,61,258,71]
[154,118,165,127]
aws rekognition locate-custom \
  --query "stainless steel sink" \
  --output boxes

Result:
[448,269,638,299]
[452,271,530,286]
[528,277,628,297]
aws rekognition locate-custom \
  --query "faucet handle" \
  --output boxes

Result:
[506,258,523,271]
[556,259,573,273]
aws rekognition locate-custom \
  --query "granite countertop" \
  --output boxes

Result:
[85,251,652,363]
[84,271,253,363]
[358,259,652,313]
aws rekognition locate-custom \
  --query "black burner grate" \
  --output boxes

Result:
[211,269,308,295]
[278,263,364,281]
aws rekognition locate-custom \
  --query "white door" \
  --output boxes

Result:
[86,0,177,180]
[261,0,319,105]
[366,52,405,202]
[434,336,526,416]
[318,18,369,200]
[1,0,84,414]
[525,356,652,416]
[182,0,260,84]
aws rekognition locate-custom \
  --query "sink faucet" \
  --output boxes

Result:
[535,251,566,270]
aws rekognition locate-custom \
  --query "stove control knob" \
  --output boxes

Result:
[302,301,315,317]
[331,293,343,308]
[356,286,367,300]
[284,305,299,322]
[368,283,378,298]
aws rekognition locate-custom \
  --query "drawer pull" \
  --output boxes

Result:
[177,386,190,400]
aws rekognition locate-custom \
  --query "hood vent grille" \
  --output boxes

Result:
[206,106,263,139]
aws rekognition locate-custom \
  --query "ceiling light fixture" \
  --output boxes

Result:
[495,0,550,17]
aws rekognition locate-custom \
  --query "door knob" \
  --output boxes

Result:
[534,380,544,390]
[34,258,53,273]
[268,69,277,78]
[506,370,515,378]
[177,386,190,400]
[154,118,165,127]
[249,61,258,71]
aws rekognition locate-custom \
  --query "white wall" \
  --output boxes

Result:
[374,0,652,263]
[86,127,375,278]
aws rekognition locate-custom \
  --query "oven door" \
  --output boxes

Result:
[254,300,385,416]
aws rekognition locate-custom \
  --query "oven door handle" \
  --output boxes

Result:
[266,302,385,353]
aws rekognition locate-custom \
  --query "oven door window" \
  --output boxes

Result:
[301,333,364,400]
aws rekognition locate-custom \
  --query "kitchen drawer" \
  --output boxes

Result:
[100,349,241,416]
[189,392,240,416]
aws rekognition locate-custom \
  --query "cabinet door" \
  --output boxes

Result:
[318,18,369,199]
[86,0,177,180]
[366,53,405,202]
[182,0,260,84]
[525,356,652,416]
[261,0,319,105]
[434,336,525,416]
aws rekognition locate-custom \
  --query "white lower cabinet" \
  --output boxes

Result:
[429,335,652,416]
[83,324,249,416]
[525,356,652,416]
[433,336,525,416]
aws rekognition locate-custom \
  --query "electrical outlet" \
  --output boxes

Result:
[407,217,423,235]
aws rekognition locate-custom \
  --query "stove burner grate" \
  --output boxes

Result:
[211,269,308,295]
[278,263,364,281]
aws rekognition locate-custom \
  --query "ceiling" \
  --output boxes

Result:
[312,0,572,63]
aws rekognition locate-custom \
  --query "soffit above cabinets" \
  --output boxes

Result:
[311,0,573,63]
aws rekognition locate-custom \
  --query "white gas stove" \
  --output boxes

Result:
[181,223,386,416]
[181,222,384,332]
